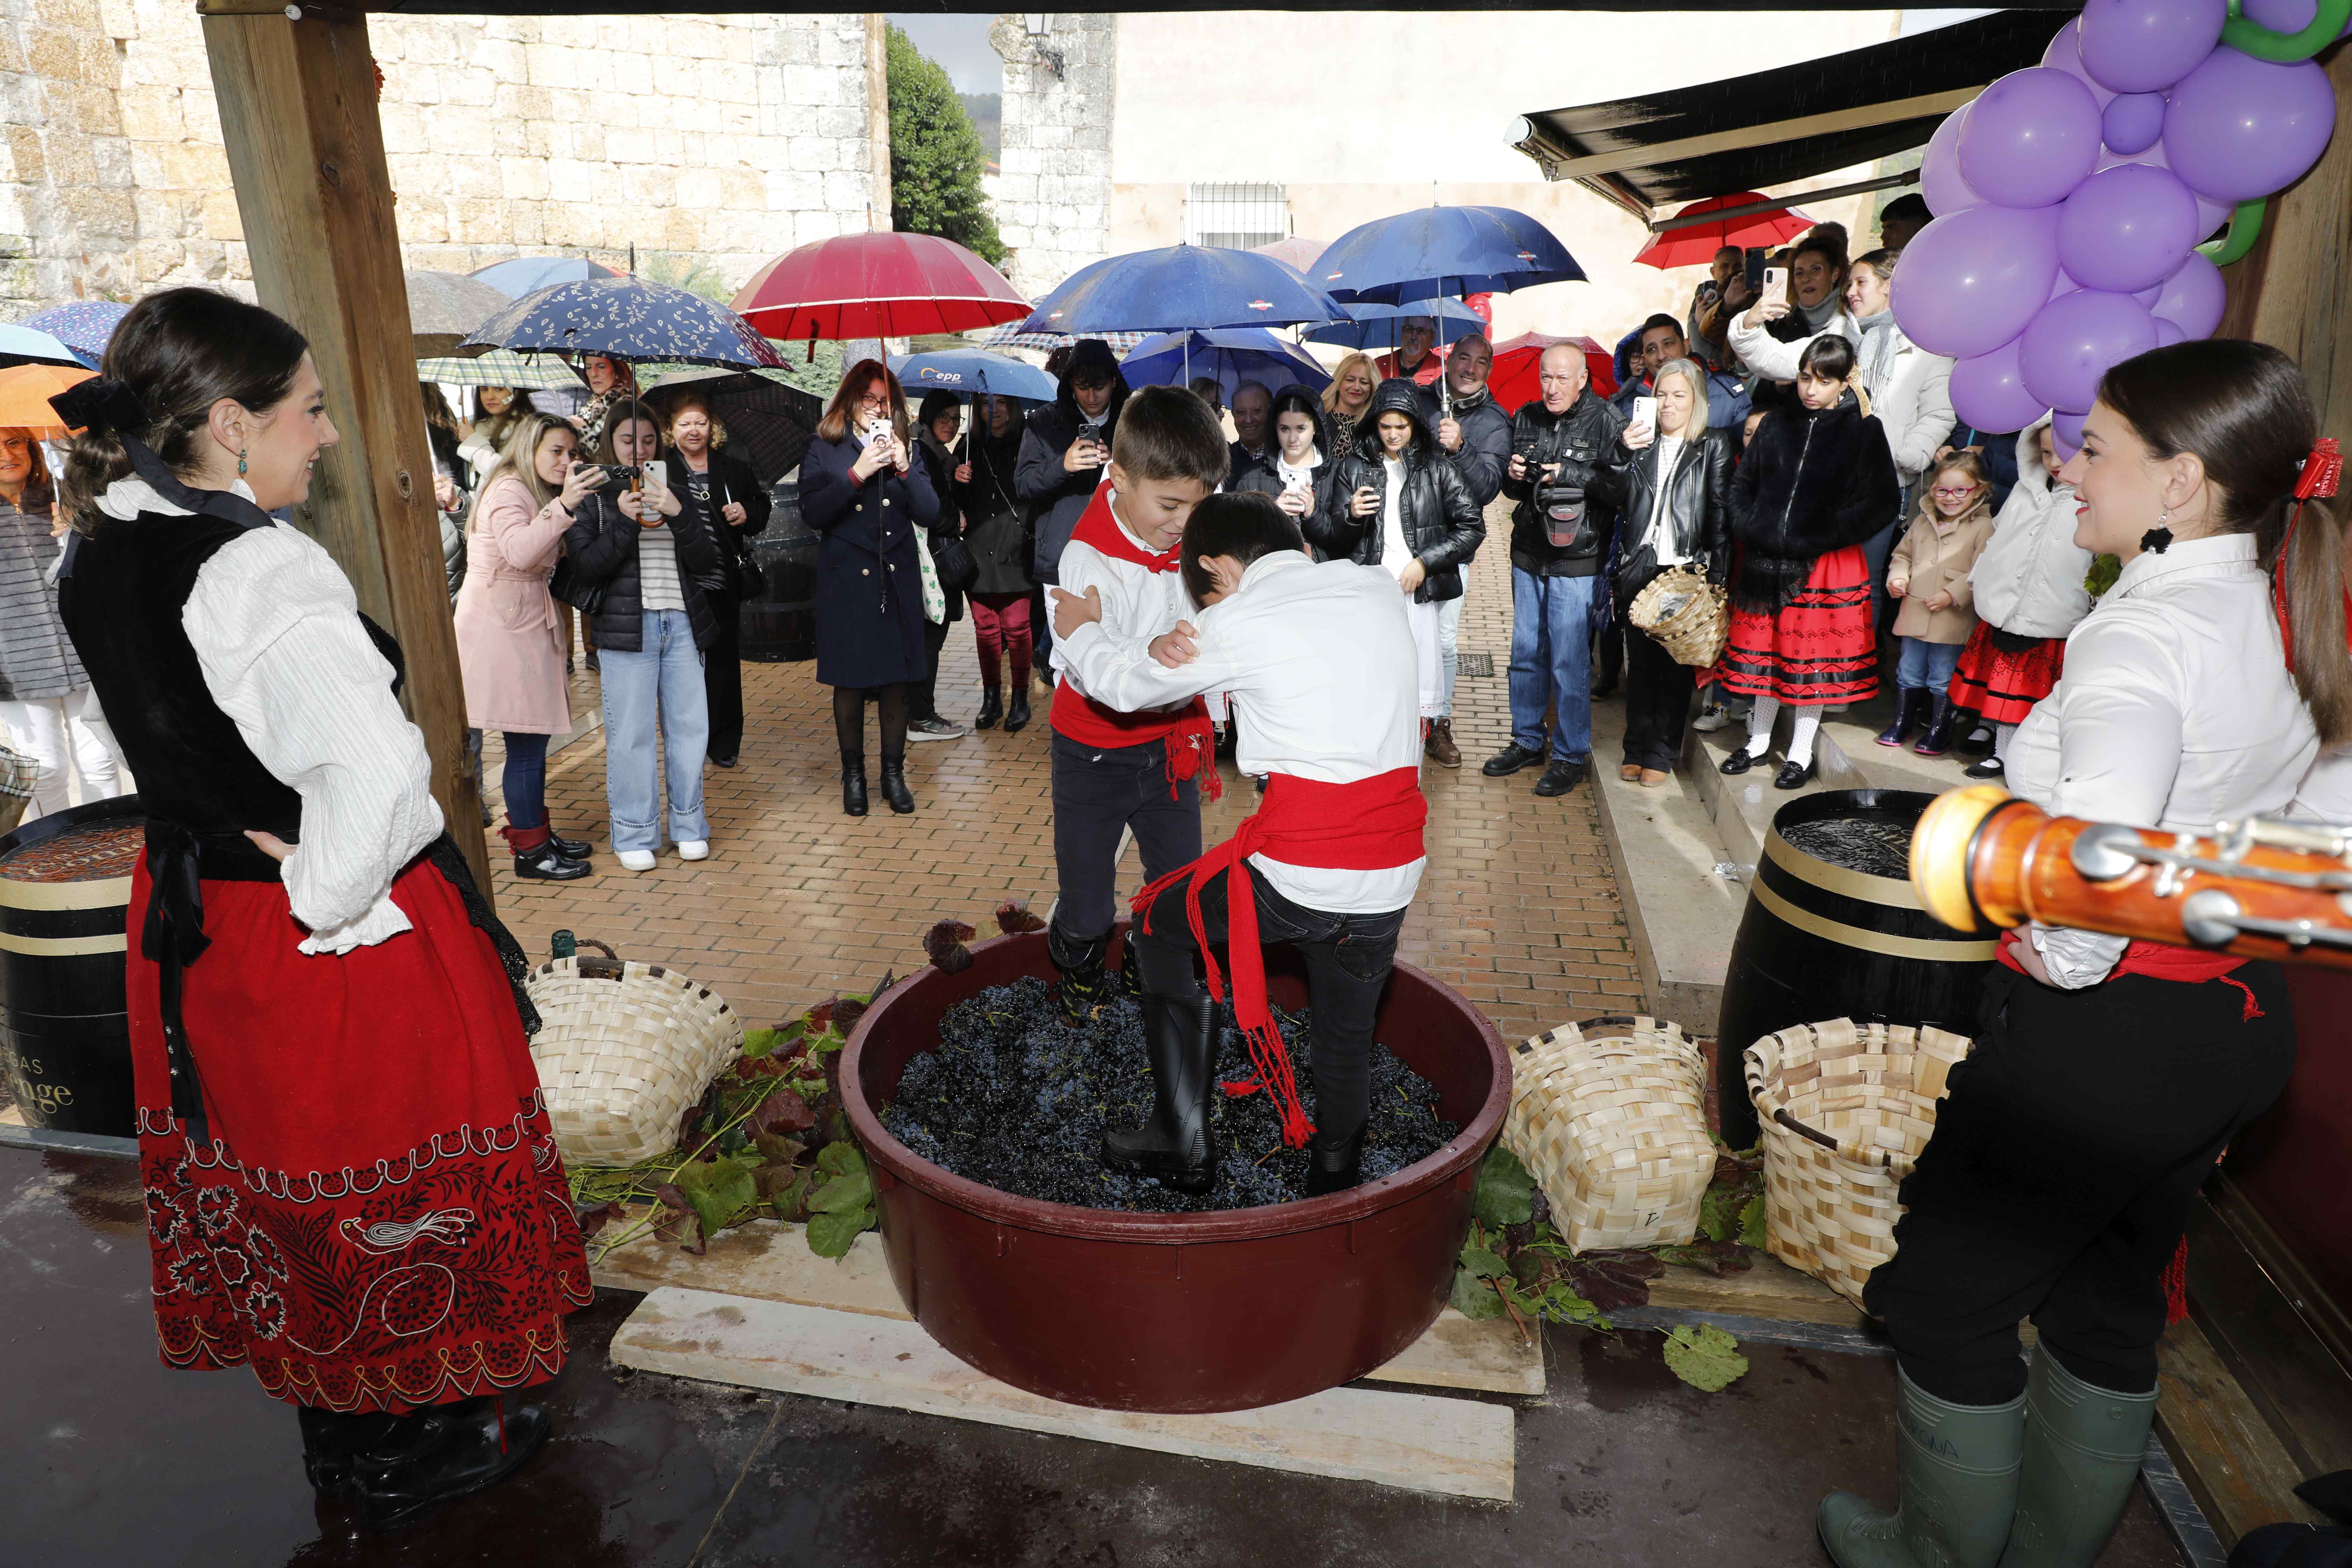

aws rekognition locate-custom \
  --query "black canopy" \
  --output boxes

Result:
[1513,9,2076,219]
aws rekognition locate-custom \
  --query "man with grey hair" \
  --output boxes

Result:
[1376,316,1445,387]
[1227,379,1273,478]
[1484,342,1629,798]
[1414,333,1506,768]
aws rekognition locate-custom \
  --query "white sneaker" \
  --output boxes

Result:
[677,840,709,861]
[1692,704,1732,732]
[616,849,656,873]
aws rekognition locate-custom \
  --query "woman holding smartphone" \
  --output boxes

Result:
[660,391,769,771]
[1728,235,1857,418]
[1234,385,1339,544]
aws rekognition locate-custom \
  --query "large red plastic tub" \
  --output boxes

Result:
[840,925,1510,1413]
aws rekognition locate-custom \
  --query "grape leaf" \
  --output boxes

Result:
[816,1140,866,1178]
[809,1169,875,1214]
[1738,1195,1768,1250]
[1450,1267,1506,1320]
[649,1184,705,1255]
[995,899,1048,934]
[1698,1184,1743,1243]
[1559,1249,1665,1312]
[1662,1323,1749,1392]
[805,1205,872,1259]
[1460,1242,1508,1280]
[752,1130,807,1166]
[750,1085,816,1137]
[1472,1144,1535,1229]
[924,919,979,973]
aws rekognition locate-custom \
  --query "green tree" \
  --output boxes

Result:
[885,24,1004,264]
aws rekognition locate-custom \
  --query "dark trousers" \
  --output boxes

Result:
[913,615,952,720]
[1049,732,1201,941]
[1866,962,2296,1405]
[500,731,551,830]
[701,583,744,762]
[1134,862,1405,1141]
[1621,623,1696,771]
[1030,583,1054,683]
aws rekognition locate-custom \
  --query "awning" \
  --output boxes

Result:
[1512,9,2073,225]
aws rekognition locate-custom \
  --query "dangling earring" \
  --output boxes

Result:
[2141,507,2172,555]
[236,448,248,478]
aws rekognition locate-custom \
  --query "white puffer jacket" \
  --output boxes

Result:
[1728,310,1953,489]
[1969,418,2093,639]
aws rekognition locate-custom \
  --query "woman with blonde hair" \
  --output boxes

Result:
[1321,351,1377,461]
[1612,358,1730,785]
[660,388,769,770]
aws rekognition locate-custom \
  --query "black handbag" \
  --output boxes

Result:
[704,471,764,599]
[929,529,979,593]
[548,552,606,615]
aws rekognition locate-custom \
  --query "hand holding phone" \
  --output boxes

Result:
[1764,266,1787,300]
[1351,483,1379,518]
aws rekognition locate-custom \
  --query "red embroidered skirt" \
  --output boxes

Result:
[1946,622,2065,725]
[129,854,591,1413]
[1717,545,1879,706]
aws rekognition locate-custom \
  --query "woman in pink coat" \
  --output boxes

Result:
[454,410,598,879]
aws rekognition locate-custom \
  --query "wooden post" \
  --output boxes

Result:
[199,5,493,900]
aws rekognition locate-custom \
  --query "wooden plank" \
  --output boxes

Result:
[201,9,491,896]
[1646,1253,1871,1330]
[610,1287,1517,1502]
[2154,1317,2327,1549]
[1537,88,1981,181]
[592,1214,1545,1396]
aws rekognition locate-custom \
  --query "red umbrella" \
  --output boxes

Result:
[1489,331,1616,412]
[1632,192,1816,271]
[732,232,1030,345]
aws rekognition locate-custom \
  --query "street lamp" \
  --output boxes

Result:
[1024,14,1050,36]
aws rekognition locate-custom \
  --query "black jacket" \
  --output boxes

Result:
[1231,392,1343,532]
[1501,389,1630,578]
[1616,427,1734,598]
[915,432,966,623]
[1728,396,1901,614]
[562,482,726,651]
[669,446,771,594]
[1316,379,1486,603]
[1015,344,1130,583]
[1416,381,1512,508]
[955,423,1032,597]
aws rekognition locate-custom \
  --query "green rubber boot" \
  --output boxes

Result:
[1819,1368,2027,1568]
[1997,1352,2159,1568]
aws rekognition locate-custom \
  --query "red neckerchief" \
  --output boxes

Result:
[1996,930,2261,1019]
[1070,484,1180,572]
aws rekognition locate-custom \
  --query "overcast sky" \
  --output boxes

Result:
[888,12,1002,95]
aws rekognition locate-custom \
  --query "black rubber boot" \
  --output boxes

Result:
[974,687,1004,731]
[1101,989,1218,1194]
[1914,694,1962,758]
[1876,687,1931,748]
[353,1395,551,1534]
[1049,922,1114,1021]
[549,830,593,860]
[1303,1121,1368,1197]
[1117,932,1143,996]
[878,755,915,814]
[1004,687,1032,734]
[841,752,868,817]
[297,1407,402,1500]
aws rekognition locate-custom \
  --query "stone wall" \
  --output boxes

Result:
[986,12,1112,302]
[0,6,882,318]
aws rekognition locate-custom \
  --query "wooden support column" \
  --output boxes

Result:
[200,4,493,900]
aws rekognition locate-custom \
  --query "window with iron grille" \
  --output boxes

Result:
[1184,183,1288,251]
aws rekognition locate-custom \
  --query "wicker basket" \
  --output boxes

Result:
[1503,1014,1714,1251]
[1627,565,1729,668]
[525,939,745,1167]
[1744,1017,1974,1309]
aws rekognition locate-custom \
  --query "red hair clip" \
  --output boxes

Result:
[2272,440,2346,675]
[2295,438,2342,503]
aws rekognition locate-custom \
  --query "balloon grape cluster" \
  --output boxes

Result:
[1895,0,2340,455]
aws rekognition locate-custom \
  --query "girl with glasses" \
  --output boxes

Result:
[1879,451,1997,756]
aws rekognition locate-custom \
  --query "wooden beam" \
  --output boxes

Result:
[1648,171,1920,233]
[201,7,493,899]
[1533,87,1978,182]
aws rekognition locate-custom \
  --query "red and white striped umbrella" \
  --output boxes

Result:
[732,232,1030,344]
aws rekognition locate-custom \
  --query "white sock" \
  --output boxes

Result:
[1787,708,1822,768]
[1994,722,2017,761]
[1744,696,1782,756]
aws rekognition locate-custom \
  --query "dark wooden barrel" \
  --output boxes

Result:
[1715,789,1996,1148]
[0,796,143,1136]
[740,480,815,663]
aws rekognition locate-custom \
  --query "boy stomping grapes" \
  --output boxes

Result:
[1051,491,1428,1195]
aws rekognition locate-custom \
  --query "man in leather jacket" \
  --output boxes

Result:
[1483,344,1630,798]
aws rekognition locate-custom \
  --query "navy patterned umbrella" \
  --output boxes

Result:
[463,277,786,371]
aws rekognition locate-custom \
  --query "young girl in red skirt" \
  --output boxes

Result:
[1717,335,1902,788]
[1945,418,2094,780]
[50,289,590,1534]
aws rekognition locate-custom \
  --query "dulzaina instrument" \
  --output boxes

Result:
[1911,785,2352,969]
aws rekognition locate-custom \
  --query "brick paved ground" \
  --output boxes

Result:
[486,562,1641,1042]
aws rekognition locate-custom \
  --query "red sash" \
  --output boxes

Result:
[1996,931,2262,1019]
[1048,486,1220,799]
[1130,768,1428,1147]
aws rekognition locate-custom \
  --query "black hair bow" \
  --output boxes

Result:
[48,377,150,437]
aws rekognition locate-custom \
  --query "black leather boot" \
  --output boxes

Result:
[1303,1121,1368,1197]
[1875,687,1931,748]
[297,1407,402,1499]
[1003,686,1032,734]
[841,751,868,817]
[1914,694,1962,758]
[352,1395,550,1533]
[974,687,1004,731]
[549,830,593,860]
[514,841,591,881]
[1101,989,1219,1194]
[1049,922,1114,1020]
[878,754,915,814]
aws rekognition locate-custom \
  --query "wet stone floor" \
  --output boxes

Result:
[3,1146,2188,1568]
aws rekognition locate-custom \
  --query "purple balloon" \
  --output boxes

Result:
[2152,316,2188,346]
[2020,290,2159,413]
[2102,92,2166,155]
[2097,140,2236,243]
[2041,19,2119,107]
[2164,47,2339,203]
[1920,105,1984,218]
[2150,251,2227,339]
[2052,409,2090,448]
[2058,164,2200,293]
[1893,204,2063,359]
[1950,338,2051,434]
[2241,0,2352,40]
[1960,68,2105,209]
[2079,0,2228,93]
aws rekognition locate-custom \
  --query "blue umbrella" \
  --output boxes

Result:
[1015,244,1345,336]
[890,349,1056,404]
[1316,206,1585,304]
[464,277,785,371]
[1120,329,1330,401]
[0,323,88,371]
[1303,297,1489,351]
[17,302,127,370]
[470,255,624,299]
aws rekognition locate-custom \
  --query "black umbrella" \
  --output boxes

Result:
[640,369,823,485]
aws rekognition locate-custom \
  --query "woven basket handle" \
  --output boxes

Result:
[575,936,623,980]
[1774,1106,1840,1152]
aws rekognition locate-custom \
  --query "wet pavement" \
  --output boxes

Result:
[2,1145,2188,1567]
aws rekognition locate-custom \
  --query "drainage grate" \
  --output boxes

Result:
[1459,653,1496,678]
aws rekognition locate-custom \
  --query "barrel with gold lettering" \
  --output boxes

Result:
[1715,789,1996,1148]
[0,797,142,1135]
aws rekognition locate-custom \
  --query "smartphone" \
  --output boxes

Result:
[1743,247,1767,293]
[641,458,667,493]
[1632,395,1658,432]
[1764,266,1787,300]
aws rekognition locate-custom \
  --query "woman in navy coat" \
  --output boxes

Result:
[800,358,939,817]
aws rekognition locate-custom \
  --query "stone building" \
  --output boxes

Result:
[0,3,886,317]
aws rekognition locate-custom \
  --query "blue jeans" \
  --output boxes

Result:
[1896,636,1963,693]
[1508,567,1597,763]
[600,609,710,852]
[502,731,549,830]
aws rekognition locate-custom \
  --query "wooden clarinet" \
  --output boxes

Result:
[1910,785,2352,970]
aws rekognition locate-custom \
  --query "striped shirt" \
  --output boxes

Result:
[0,498,88,702]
